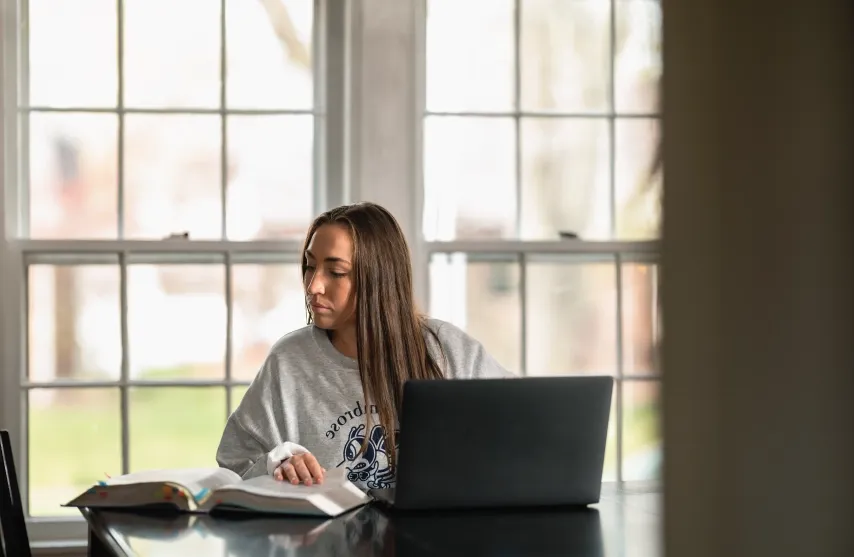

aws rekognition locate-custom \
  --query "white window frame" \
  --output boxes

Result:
[414,0,663,485]
[1,0,351,544]
[1,0,660,545]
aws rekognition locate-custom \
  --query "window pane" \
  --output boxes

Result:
[232,264,306,381]
[28,264,121,382]
[520,0,610,113]
[429,254,521,373]
[226,0,313,109]
[520,118,610,240]
[426,0,514,112]
[622,263,659,376]
[28,388,121,516]
[525,257,617,376]
[28,0,117,108]
[616,118,661,239]
[127,265,226,380]
[123,0,220,108]
[226,116,314,240]
[622,380,662,481]
[124,115,221,239]
[28,113,118,239]
[423,117,516,240]
[129,388,226,471]
[615,0,662,114]
[603,382,617,482]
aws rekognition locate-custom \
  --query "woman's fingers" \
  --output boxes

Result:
[281,461,300,484]
[274,454,326,485]
[304,454,324,484]
[293,459,314,485]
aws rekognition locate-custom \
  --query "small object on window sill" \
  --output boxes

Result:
[164,232,190,240]
[558,231,580,240]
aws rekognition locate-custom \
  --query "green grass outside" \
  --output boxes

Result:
[28,367,232,516]
[602,395,660,481]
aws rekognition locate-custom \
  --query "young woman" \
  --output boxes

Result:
[216,202,513,491]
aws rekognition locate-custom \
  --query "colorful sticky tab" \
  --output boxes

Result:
[97,481,107,487]
[194,487,210,501]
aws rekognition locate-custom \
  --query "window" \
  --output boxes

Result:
[1,0,335,536]
[422,0,662,482]
[1,0,659,545]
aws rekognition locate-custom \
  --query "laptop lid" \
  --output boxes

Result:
[392,376,613,510]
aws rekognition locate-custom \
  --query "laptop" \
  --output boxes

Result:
[370,375,613,511]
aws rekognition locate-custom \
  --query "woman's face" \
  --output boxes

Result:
[304,224,356,330]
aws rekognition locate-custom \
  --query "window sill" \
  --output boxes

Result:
[31,540,88,557]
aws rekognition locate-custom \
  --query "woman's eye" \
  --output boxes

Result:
[331,271,348,278]
[305,264,316,272]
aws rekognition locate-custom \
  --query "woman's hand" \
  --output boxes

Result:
[273,452,326,486]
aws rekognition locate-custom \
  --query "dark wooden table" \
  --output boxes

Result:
[82,484,661,556]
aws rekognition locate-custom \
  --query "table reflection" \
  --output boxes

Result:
[389,506,602,556]
[97,504,605,556]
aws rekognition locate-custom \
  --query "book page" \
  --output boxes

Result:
[221,468,360,501]
[195,470,369,516]
[106,468,242,500]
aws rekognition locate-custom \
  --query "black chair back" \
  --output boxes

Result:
[0,430,31,557]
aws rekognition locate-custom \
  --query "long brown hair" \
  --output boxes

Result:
[301,202,445,465]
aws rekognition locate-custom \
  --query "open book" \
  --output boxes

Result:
[64,467,369,517]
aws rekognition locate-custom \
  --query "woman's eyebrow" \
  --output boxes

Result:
[305,250,351,264]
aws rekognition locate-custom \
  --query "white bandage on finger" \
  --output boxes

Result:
[265,441,309,475]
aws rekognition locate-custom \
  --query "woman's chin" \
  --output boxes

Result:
[311,314,336,328]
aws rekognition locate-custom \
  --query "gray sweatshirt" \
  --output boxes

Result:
[216,318,514,491]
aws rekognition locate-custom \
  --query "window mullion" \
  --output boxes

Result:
[608,0,617,239]
[119,251,130,475]
[412,0,428,309]
[519,251,527,376]
[513,0,522,239]
[116,0,125,239]
[224,251,233,417]
[615,253,625,483]
[219,0,227,240]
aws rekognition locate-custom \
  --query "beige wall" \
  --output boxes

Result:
[663,0,854,555]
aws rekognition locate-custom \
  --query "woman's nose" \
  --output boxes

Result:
[307,274,324,295]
